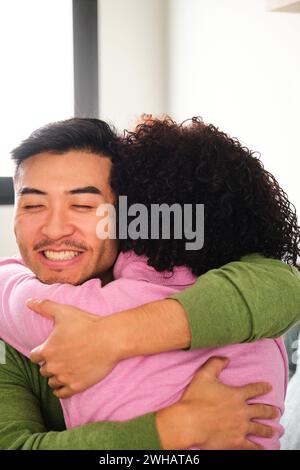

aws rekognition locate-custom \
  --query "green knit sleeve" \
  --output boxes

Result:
[0,342,160,450]
[171,255,300,349]
[19,414,160,450]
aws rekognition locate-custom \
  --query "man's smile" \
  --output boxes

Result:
[38,249,86,269]
[43,250,82,261]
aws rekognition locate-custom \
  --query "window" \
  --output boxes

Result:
[0,0,98,204]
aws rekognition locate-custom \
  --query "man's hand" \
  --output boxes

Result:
[156,357,277,450]
[27,299,123,398]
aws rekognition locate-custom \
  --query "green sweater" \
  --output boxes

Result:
[0,254,299,449]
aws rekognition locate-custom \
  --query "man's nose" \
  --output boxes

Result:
[41,209,75,240]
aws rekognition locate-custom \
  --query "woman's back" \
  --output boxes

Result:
[62,252,288,450]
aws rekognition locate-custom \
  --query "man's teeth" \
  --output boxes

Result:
[43,250,81,261]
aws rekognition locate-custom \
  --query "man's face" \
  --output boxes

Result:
[14,150,118,285]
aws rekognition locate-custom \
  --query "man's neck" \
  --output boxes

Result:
[100,267,114,286]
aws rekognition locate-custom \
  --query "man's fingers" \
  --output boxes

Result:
[247,404,278,420]
[39,363,53,378]
[248,422,274,439]
[30,345,45,364]
[239,439,264,450]
[181,357,230,400]
[48,376,64,390]
[195,356,230,379]
[239,381,272,400]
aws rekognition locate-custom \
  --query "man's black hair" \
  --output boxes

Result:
[11,118,119,173]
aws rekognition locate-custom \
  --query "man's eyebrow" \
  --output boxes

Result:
[18,187,47,196]
[17,186,102,196]
[68,186,102,195]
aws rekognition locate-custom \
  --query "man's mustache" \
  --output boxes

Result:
[33,239,88,251]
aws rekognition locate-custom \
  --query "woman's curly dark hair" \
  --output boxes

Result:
[111,116,300,275]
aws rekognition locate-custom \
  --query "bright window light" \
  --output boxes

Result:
[0,0,74,177]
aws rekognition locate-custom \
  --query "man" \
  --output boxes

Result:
[0,118,299,449]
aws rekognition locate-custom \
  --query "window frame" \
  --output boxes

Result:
[0,177,14,205]
[0,0,99,205]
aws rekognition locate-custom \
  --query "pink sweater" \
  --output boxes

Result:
[0,252,287,449]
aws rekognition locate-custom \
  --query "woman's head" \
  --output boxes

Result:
[112,116,299,275]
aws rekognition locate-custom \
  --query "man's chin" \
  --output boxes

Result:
[39,277,77,285]
[36,271,83,286]
[20,253,89,285]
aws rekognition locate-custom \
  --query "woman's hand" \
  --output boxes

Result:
[26,297,192,397]
[27,299,124,398]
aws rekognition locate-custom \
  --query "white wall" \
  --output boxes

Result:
[167,0,300,212]
[2,1,299,258]
[266,0,300,12]
[0,0,74,178]
[0,0,73,257]
[0,206,18,257]
[98,0,167,132]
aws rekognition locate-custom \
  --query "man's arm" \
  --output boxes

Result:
[0,342,276,450]
[0,341,161,450]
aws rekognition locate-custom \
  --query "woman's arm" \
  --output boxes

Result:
[173,255,300,348]
[0,257,108,358]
